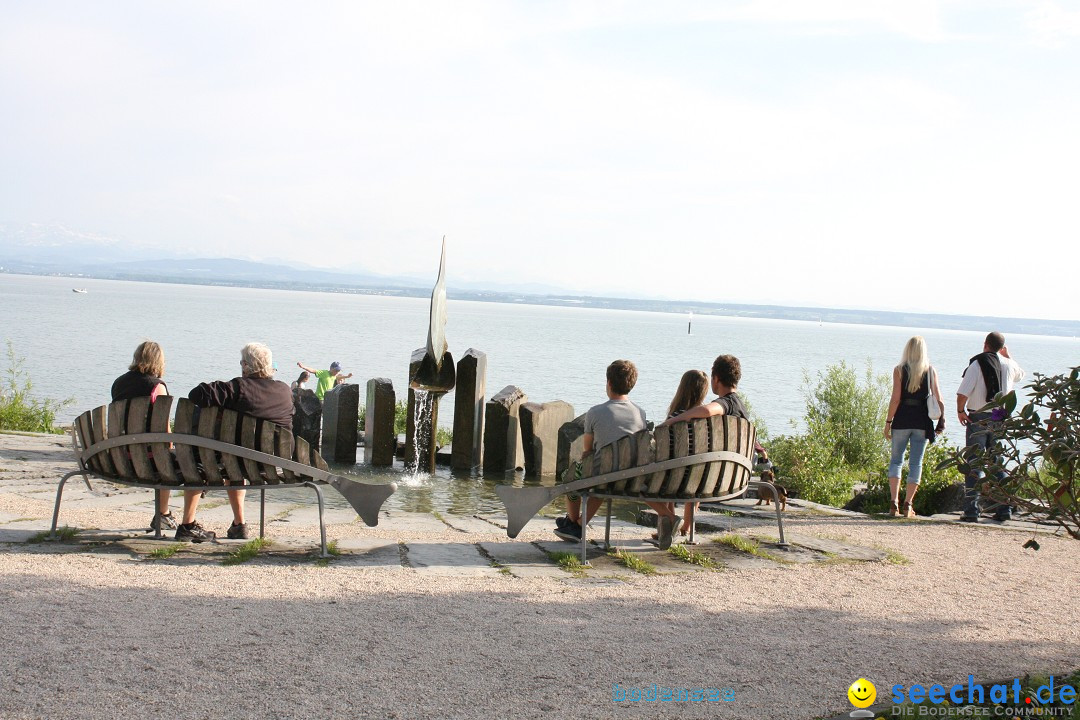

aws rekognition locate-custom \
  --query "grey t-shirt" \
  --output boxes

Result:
[584,399,648,451]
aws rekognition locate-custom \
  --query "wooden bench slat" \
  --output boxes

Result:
[218,410,245,484]
[310,447,329,472]
[172,399,203,485]
[240,415,263,483]
[196,406,224,485]
[660,422,690,495]
[149,396,178,484]
[626,430,654,494]
[125,397,156,481]
[258,422,281,484]
[75,410,99,474]
[293,435,312,467]
[609,435,636,493]
[107,401,135,478]
[590,444,615,493]
[682,418,708,496]
[90,406,116,476]
[644,425,670,494]
[278,429,297,481]
[698,415,724,496]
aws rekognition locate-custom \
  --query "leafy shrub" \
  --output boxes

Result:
[766,360,889,506]
[0,342,72,434]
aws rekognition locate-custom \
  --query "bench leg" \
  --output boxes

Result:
[153,488,162,539]
[603,498,612,550]
[50,470,82,539]
[259,488,266,539]
[306,482,329,558]
[760,482,789,548]
[580,492,590,566]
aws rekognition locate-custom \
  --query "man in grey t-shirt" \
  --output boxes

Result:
[555,360,647,542]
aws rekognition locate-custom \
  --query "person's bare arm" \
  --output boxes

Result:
[582,432,594,455]
[957,393,971,426]
[659,402,723,427]
[297,362,317,374]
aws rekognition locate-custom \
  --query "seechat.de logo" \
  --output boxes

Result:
[847,678,877,718]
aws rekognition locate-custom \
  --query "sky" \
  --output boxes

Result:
[1,1,1078,320]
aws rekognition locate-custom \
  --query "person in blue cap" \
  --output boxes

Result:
[296,360,353,401]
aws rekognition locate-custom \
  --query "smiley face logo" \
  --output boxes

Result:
[848,678,876,709]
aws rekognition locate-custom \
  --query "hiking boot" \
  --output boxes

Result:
[226,522,250,540]
[553,521,582,542]
[958,515,979,523]
[175,521,216,543]
[148,511,178,532]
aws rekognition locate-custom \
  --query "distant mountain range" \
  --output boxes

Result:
[2,224,1078,337]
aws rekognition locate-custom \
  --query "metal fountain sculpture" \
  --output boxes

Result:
[406,238,456,473]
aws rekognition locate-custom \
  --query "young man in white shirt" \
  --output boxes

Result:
[956,332,1025,522]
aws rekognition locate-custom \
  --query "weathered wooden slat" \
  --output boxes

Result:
[125,397,156,481]
[196,406,224,485]
[75,411,100,474]
[293,435,312,468]
[715,415,737,495]
[106,401,134,478]
[90,406,116,476]
[644,425,670,494]
[239,415,263,483]
[609,435,635,493]
[661,422,690,494]
[591,444,615,492]
[310,447,329,472]
[149,396,178,484]
[682,418,709,496]
[698,415,724,496]
[626,430,654,494]
[579,453,594,480]
[257,422,281,484]
[277,430,297,481]
[172,399,203,484]
[218,410,245,484]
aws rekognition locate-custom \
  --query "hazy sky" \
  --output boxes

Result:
[2,1,1078,319]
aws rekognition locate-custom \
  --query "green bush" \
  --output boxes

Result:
[765,360,889,506]
[0,342,72,434]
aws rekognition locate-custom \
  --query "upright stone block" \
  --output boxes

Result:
[364,378,396,467]
[322,383,360,465]
[452,349,487,471]
[292,388,322,451]
[555,414,587,481]
[520,401,575,477]
[483,386,527,473]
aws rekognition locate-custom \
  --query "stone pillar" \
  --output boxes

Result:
[292,388,322,452]
[451,349,487,471]
[364,378,396,467]
[483,386,527,473]
[322,383,360,464]
[521,401,575,477]
[555,414,587,482]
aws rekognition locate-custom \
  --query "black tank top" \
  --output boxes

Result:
[893,366,932,434]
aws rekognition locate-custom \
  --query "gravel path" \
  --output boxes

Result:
[1,432,1077,720]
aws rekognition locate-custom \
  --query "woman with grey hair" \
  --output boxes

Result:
[177,343,294,542]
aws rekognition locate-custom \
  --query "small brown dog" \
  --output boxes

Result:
[755,469,788,511]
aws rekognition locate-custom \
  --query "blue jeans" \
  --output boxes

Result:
[962,412,1008,518]
[888,428,929,483]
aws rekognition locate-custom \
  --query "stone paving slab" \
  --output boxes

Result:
[0,519,52,543]
[478,541,566,579]
[440,514,503,534]
[274,506,360,527]
[383,512,450,533]
[759,531,891,562]
[531,540,627,578]
[333,538,404,569]
[404,542,502,577]
[0,511,23,524]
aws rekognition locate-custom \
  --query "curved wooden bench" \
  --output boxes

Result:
[495,415,787,562]
[54,396,397,556]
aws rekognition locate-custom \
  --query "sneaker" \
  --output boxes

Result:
[993,512,1012,522]
[226,522,250,540]
[148,511,178,532]
[958,515,980,523]
[175,521,216,543]
[555,515,571,529]
[554,521,582,542]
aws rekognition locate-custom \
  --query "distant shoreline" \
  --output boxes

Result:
[5,268,1079,338]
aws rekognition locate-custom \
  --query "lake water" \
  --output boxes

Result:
[2,274,1076,514]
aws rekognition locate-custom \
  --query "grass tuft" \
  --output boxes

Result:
[714,533,789,563]
[668,544,721,570]
[545,550,587,577]
[27,526,78,543]
[149,543,186,560]
[222,537,270,566]
[872,543,910,565]
[608,547,657,575]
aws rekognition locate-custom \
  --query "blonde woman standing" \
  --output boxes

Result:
[884,336,946,517]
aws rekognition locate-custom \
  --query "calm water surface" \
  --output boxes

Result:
[3,275,1076,513]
